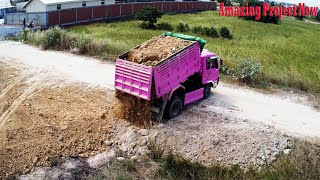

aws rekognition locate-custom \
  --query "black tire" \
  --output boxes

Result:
[203,84,211,99]
[166,96,183,119]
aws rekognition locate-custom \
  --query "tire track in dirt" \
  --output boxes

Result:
[0,79,41,128]
[0,75,27,100]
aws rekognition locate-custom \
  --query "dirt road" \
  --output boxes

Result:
[0,41,319,138]
[0,41,320,178]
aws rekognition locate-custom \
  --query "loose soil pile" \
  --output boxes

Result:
[114,90,153,128]
[0,65,116,178]
[127,35,193,66]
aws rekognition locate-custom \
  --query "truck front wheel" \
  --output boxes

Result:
[166,96,183,119]
[203,84,211,99]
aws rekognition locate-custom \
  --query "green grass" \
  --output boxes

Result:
[68,11,320,93]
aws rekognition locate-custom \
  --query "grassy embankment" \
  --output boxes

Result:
[81,140,320,180]
[67,11,320,93]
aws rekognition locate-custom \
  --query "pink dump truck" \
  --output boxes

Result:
[114,32,222,120]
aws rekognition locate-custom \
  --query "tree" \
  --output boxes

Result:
[316,11,320,22]
[218,0,232,6]
[295,6,305,20]
[136,6,163,28]
[240,0,280,24]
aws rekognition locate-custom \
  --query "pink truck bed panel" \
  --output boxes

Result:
[184,88,204,105]
[153,42,201,98]
[114,59,153,101]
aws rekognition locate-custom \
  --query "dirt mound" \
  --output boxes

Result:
[0,79,115,178]
[127,35,193,66]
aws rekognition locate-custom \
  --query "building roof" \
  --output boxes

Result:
[0,0,13,8]
[16,1,28,11]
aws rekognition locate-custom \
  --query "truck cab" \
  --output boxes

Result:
[200,49,222,98]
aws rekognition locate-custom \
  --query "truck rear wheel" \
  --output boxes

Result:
[203,84,211,99]
[166,96,183,119]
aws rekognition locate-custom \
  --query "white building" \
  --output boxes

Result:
[24,0,115,13]
[0,0,15,18]
[0,0,11,7]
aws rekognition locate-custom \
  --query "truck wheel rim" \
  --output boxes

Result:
[172,102,181,116]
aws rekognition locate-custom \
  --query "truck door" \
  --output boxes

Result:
[203,56,219,84]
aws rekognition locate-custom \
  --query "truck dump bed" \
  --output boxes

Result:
[114,59,153,101]
[115,39,202,101]
[153,42,201,98]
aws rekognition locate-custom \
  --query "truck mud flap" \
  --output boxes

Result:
[156,93,169,121]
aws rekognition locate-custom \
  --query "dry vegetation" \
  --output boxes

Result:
[83,139,320,180]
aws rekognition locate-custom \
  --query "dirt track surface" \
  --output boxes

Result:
[0,41,320,178]
[0,41,319,138]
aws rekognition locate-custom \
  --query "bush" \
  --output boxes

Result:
[72,36,90,54]
[136,6,163,29]
[70,36,106,56]
[225,0,232,6]
[192,26,203,34]
[203,27,219,38]
[15,30,29,42]
[139,22,151,29]
[13,28,107,58]
[176,22,190,32]
[235,59,262,82]
[220,26,233,39]
[316,11,320,21]
[157,22,173,31]
[192,26,219,38]
[218,0,232,6]
[85,40,106,56]
[59,31,76,50]
[41,28,61,50]
[26,31,44,46]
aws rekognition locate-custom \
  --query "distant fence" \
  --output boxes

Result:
[5,1,216,27]
[48,1,216,26]
[5,12,47,26]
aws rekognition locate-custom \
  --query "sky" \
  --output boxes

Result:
[280,0,320,8]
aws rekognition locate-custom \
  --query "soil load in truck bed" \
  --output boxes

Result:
[127,35,193,66]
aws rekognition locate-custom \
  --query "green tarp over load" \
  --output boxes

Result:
[163,32,207,52]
